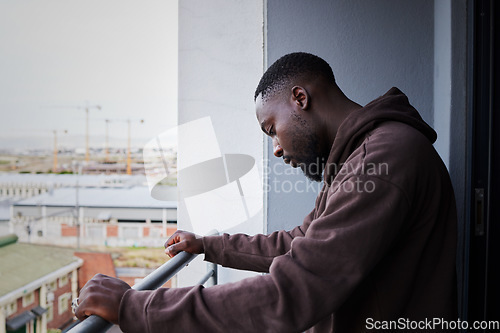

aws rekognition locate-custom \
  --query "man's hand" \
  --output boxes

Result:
[74,274,131,324]
[165,230,204,257]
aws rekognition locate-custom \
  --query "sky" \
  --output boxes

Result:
[0,0,178,151]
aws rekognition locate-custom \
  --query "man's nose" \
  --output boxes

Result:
[273,143,283,157]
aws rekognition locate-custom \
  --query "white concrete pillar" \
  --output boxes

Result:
[36,318,41,333]
[39,284,47,333]
[178,0,265,286]
[0,306,6,333]
[71,270,78,300]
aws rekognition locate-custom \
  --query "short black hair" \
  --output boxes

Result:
[254,52,335,101]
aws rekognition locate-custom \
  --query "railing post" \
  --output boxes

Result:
[205,229,218,287]
[205,261,217,287]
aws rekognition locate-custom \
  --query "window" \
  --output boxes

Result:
[6,301,17,316]
[48,280,57,291]
[22,292,34,307]
[122,226,138,238]
[87,225,103,238]
[59,274,68,288]
[58,293,70,315]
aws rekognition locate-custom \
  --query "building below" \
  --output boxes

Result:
[0,235,175,333]
[72,252,117,291]
[10,186,177,248]
[0,234,83,333]
[81,162,145,175]
[0,174,147,200]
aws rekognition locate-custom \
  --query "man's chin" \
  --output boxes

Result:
[300,164,324,182]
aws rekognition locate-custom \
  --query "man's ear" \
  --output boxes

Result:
[291,86,310,110]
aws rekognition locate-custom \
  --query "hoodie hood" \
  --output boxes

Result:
[324,87,436,185]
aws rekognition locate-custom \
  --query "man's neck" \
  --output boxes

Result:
[322,89,362,147]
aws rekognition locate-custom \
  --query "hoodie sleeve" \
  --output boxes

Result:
[201,208,315,273]
[119,175,410,333]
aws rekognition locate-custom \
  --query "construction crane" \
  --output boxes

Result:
[41,102,101,163]
[77,103,101,162]
[52,129,68,172]
[127,119,145,175]
[104,118,144,174]
[105,119,111,162]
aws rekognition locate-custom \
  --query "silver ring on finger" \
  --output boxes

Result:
[72,298,79,314]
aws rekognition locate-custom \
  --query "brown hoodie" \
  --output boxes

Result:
[119,88,457,332]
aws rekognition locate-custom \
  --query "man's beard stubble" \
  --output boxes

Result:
[289,112,328,183]
[299,156,326,182]
[294,131,327,182]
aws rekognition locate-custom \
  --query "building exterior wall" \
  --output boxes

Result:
[2,269,78,333]
[10,219,176,247]
[10,205,176,247]
[12,205,176,224]
[46,273,73,330]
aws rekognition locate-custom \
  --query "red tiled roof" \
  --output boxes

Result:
[74,252,116,290]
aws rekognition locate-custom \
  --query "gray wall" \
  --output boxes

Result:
[265,0,468,313]
[265,0,435,232]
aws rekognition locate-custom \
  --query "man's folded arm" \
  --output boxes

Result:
[201,208,315,273]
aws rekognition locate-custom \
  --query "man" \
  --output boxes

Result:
[75,52,457,332]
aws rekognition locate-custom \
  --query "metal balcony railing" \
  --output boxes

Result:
[65,250,217,333]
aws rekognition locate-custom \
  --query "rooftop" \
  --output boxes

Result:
[13,186,177,209]
[0,198,11,221]
[74,251,116,290]
[0,173,147,188]
[0,236,80,297]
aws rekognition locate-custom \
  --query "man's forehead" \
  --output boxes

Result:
[255,93,268,121]
[255,93,280,120]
